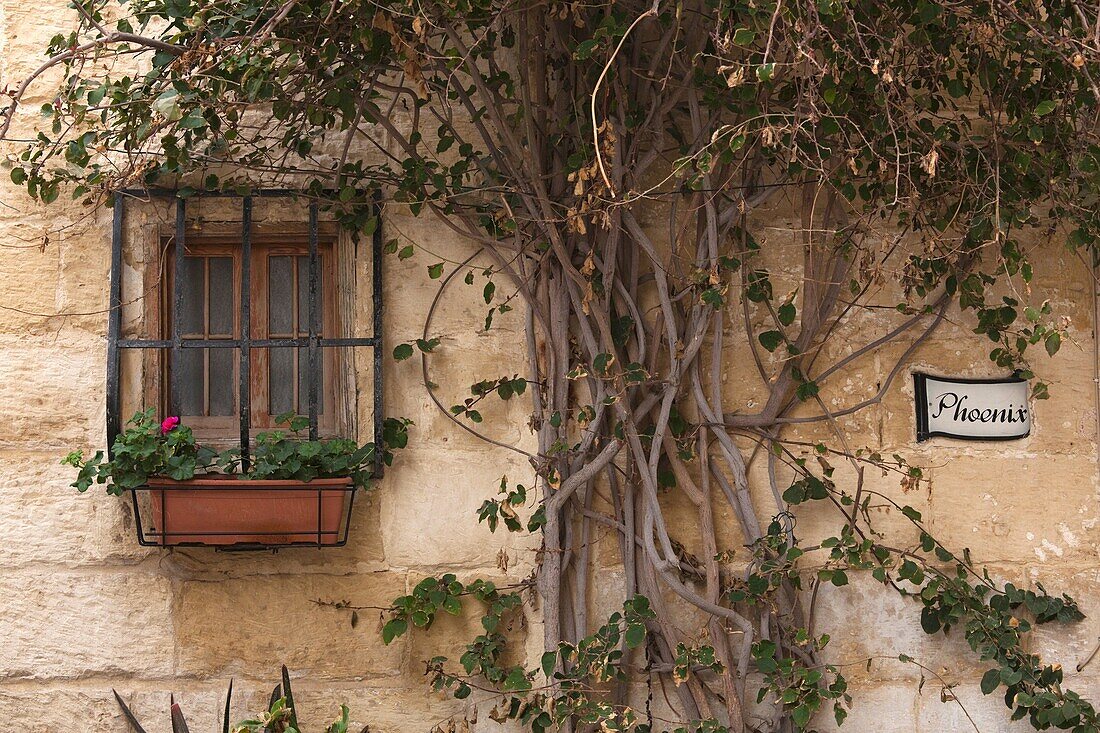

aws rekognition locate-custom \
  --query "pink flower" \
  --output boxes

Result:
[160,416,180,435]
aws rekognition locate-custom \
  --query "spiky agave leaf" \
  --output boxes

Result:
[112,690,149,733]
[264,684,282,733]
[223,679,234,733]
[170,702,191,733]
[281,665,300,731]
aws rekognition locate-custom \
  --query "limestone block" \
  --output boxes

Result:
[175,572,407,680]
[378,444,540,571]
[0,569,174,679]
[924,454,1098,566]
[0,216,63,334]
[1024,342,1100,456]
[789,462,931,552]
[917,678,1037,732]
[0,333,105,450]
[811,680,919,732]
[0,0,76,107]
[407,574,527,670]
[382,211,522,341]
[812,581,929,683]
[0,687,222,733]
[0,450,153,567]
[1022,567,1100,687]
[1009,242,1093,332]
[814,565,1026,685]
[55,214,114,330]
[387,338,535,455]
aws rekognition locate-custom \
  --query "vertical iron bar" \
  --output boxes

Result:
[239,197,252,468]
[307,202,319,439]
[106,193,124,456]
[372,196,384,475]
[171,198,186,415]
[129,489,146,545]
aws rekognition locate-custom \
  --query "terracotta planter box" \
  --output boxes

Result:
[143,476,353,547]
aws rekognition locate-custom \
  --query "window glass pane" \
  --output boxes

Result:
[268,256,293,334]
[296,254,322,335]
[208,348,236,416]
[171,349,203,416]
[178,257,204,336]
[207,257,234,336]
[297,255,309,334]
[298,348,323,414]
[269,348,294,416]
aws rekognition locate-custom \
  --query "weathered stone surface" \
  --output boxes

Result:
[0,687,224,733]
[175,572,407,680]
[0,450,152,567]
[917,678,1038,732]
[378,445,540,571]
[0,569,174,679]
[0,333,105,450]
[1,11,1099,732]
[924,454,1098,565]
[812,681,919,732]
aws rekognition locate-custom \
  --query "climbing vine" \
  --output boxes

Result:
[5,0,1100,730]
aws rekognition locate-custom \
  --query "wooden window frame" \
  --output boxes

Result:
[154,230,341,444]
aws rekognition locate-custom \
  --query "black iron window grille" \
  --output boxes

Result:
[106,189,383,549]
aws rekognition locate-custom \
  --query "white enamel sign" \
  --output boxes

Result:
[914,373,1031,442]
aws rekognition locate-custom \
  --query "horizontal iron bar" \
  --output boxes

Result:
[119,187,307,199]
[117,337,379,348]
[144,529,343,536]
[137,485,358,492]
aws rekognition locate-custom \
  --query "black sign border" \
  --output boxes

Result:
[914,372,1031,443]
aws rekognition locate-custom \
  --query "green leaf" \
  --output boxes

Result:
[1045,331,1061,356]
[758,330,784,352]
[777,302,796,326]
[483,280,496,304]
[733,28,756,45]
[980,668,1000,695]
[1034,100,1057,116]
[416,337,440,353]
[427,262,444,279]
[920,606,941,634]
[398,245,414,260]
[541,651,557,677]
[381,618,407,644]
[574,39,598,60]
[756,63,776,82]
[392,343,414,361]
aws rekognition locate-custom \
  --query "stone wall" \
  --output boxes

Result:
[2,2,1100,732]
[0,5,537,727]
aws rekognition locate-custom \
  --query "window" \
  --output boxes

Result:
[107,192,383,470]
[166,238,338,438]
